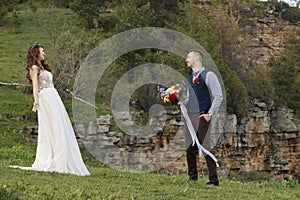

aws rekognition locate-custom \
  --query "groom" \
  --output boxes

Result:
[182,50,223,186]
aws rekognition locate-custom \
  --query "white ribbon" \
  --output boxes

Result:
[180,104,219,167]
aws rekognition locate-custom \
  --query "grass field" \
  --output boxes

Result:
[0,3,300,200]
[0,4,80,84]
[0,123,299,199]
[0,117,299,200]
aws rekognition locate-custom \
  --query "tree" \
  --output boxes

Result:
[0,0,18,26]
[270,30,300,116]
[148,0,184,27]
[70,0,116,29]
[174,1,249,117]
[244,67,275,103]
[45,22,104,99]
[113,0,154,32]
[8,9,20,33]
[282,7,300,23]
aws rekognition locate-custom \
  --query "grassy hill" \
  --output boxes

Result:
[0,4,80,84]
[1,128,299,199]
[0,3,299,200]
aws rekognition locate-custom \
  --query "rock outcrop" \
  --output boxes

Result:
[68,100,300,180]
[242,9,300,68]
[212,100,300,181]
[24,100,299,180]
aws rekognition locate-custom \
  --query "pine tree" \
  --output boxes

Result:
[271,30,300,116]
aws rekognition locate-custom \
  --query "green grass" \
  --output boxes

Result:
[0,4,80,84]
[0,125,299,200]
[1,129,300,200]
[0,87,33,118]
[0,92,299,199]
[0,3,300,200]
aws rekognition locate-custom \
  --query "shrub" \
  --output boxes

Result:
[0,0,19,26]
[282,7,300,23]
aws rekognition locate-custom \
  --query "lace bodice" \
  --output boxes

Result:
[31,65,54,91]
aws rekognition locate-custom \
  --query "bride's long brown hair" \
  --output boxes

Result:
[26,42,52,84]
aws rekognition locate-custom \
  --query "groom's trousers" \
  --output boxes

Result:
[185,112,218,181]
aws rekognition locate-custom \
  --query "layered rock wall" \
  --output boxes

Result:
[71,100,299,180]
[24,100,299,180]
[242,10,300,68]
[213,101,300,180]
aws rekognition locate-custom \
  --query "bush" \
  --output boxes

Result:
[275,1,290,13]
[52,0,71,8]
[217,59,249,118]
[282,7,300,23]
[0,0,19,26]
[70,0,109,29]
[245,67,275,104]
[269,31,300,117]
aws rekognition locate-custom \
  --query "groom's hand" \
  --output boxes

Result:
[199,113,211,122]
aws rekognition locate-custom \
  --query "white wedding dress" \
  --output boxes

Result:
[11,66,90,176]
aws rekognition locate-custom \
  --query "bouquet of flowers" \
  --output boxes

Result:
[158,84,182,104]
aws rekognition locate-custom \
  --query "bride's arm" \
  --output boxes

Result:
[31,66,39,112]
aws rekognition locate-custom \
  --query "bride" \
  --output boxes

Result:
[12,42,90,176]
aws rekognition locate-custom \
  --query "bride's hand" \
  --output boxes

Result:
[32,103,39,112]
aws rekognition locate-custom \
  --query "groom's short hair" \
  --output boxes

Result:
[189,50,203,63]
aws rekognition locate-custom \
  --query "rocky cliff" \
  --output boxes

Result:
[242,9,300,68]
[23,99,299,181]
[60,99,298,181]
[213,100,300,181]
